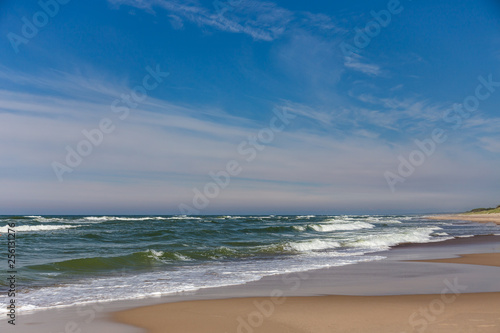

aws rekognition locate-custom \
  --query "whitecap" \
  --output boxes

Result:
[0,225,80,233]
[287,239,341,252]
[310,221,374,232]
[347,227,444,250]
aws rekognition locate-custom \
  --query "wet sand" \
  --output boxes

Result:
[414,252,500,268]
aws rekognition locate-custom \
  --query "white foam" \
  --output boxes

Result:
[321,218,356,224]
[363,216,404,224]
[173,253,192,261]
[115,217,161,221]
[27,217,69,223]
[165,216,202,220]
[147,249,164,257]
[0,225,80,233]
[293,226,306,231]
[83,216,170,222]
[288,239,341,252]
[365,216,380,222]
[348,227,443,250]
[84,216,113,221]
[310,221,374,232]
[296,215,316,219]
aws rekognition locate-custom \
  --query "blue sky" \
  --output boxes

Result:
[1,0,499,214]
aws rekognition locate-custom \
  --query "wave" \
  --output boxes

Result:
[310,221,374,232]
[287,239,341,252]
[164,216,203,220]
[26,249,191,273]
[217,215,245,219]
[320,218,356,223]
[365,216,403,224]
[346,227,445,250]
[242,225,298,233]
[83,216,171,222]
[0,224,80,233]
[22,217,71,223]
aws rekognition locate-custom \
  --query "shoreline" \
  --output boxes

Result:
[4,235,500,333]
[112,234,500,333]
[426,213,500,225]
[412,252,500,267]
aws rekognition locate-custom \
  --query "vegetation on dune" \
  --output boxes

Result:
[465,205,500,214]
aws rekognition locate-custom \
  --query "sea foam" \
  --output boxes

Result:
[0,224,80,233]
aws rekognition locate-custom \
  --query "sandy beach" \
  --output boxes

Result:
[427,213,500,225]
[414,252,500,268]
[114,293,500,333]
[113,235,500,333]
[3,234,500,333]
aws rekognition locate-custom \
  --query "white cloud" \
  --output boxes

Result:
[1,66,500,214]
[109,0,294,41]
[108,0,342,43]
[344,58,382,76]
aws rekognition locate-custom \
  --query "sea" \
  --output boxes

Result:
[1,214,499,314]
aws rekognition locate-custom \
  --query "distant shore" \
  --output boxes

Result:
[427,213,500,225]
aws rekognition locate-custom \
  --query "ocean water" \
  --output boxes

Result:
[1,214,499,313]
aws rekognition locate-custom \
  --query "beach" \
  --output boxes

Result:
[113,234,500,333]
[2,215,500,333]
[114,293,500,333]
[427,213,500,225]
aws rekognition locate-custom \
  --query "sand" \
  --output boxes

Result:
[113,250,500,333]
[414,252,500,268]
[427,213,500,225]
[114,293,500,333]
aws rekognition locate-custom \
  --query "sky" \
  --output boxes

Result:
[0,0,499,215]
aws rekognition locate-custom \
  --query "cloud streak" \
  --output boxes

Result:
[109,0,294,41]
[1,67,500,214]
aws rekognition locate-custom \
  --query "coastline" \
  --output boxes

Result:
[112,234,500,333]
[426,213,500,225]
[4,235,500,333]
[412,252,500,267]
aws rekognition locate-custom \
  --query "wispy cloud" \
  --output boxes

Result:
[281,102,335,125]
[344,55,382,76]
[1,67,500,213]
[108,0,343,42]
[109,0,294,41]
[348,91,452,134]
